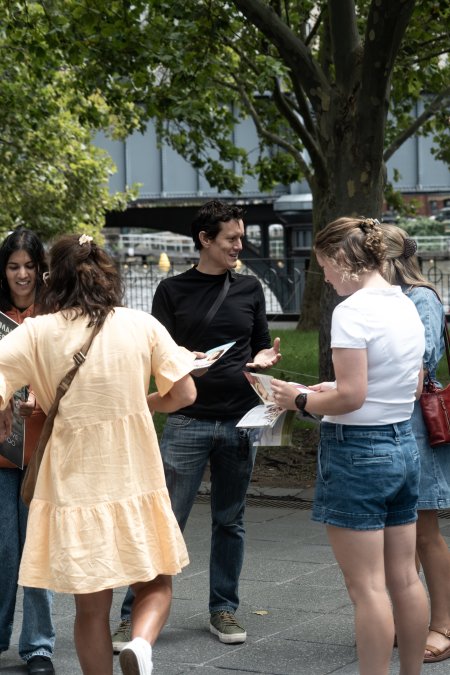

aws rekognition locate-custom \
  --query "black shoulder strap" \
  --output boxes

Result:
[183,271,231,347]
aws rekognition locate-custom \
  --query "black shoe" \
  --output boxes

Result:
[27,656,55,675]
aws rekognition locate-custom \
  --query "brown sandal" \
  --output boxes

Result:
[424,626,450,663]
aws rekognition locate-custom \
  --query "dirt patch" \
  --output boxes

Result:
[250,424,319,489]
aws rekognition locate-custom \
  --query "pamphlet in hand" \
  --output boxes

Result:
[191,341,236,371]
[0,311,26,468]
[236,372,314,447]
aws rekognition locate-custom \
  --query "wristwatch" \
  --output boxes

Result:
[295,392,308,413]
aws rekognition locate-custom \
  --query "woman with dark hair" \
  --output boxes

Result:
[0,234,197,675]
[0,227,55,675]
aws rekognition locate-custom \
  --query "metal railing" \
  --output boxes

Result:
[120,258,450,317]
[121,259,307,316]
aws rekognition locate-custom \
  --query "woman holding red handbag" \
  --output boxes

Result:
[382,223,450,664]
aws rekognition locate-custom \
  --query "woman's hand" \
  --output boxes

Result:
[191,351,209,377]
[18,392,36,418]
[271,379,303,411]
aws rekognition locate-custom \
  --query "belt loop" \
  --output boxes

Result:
[392,423,400,442]
[336,424,344,441]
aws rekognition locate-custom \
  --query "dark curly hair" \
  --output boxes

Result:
[0,227,47,313]
[191,200,245,251]
[41,235,124,327]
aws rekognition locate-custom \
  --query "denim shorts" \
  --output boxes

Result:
[312,420,420,530]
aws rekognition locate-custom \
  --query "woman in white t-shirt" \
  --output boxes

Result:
[271,217,428,675]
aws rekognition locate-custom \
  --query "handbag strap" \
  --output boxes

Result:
[443,319,450,376]
[183,270,232,347]
[37,324,101,450]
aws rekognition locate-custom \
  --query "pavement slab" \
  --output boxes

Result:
[1,497,450,674]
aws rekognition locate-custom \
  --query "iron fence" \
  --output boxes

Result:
[121,259,308,317]
[121,259,450,317]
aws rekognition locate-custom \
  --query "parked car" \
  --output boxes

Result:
[435,207,450,223]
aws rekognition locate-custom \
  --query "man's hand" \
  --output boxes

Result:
[246,337,281,370]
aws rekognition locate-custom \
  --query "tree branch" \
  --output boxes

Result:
[359,0,416,107]
[272,80,326,176]
[231,0,331,116]
[236,81,313,180]
[328,0,361,90]
[384,87,450,162]
[305,7,323,48]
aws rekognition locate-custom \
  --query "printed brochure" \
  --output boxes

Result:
[191,341,236,371]
[237,372,313,447]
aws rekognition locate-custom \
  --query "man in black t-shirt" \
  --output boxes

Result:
[112,200,281,649]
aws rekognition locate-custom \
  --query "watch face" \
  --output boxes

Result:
[295,393,307,411]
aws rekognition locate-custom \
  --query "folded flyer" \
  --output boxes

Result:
[191,341,236,371]
[237,373,310,428]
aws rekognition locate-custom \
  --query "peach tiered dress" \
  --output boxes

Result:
[0,307,195,594]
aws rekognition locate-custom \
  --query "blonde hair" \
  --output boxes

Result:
[380,224,435,290]
[314,216,386,279]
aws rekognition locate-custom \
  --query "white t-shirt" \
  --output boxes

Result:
[323,286,425,425]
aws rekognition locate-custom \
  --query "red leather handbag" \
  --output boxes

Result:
[419,312,450,448]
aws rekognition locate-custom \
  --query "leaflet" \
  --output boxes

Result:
[236,372,314,447]
[190,341,236,371]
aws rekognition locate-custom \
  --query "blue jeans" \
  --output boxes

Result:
[0,469,55,661]
[312,421,420,530]
[120,416,256,617]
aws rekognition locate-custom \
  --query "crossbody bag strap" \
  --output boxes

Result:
[37,323,102,447]
[20,322,102,506]
[183,271,232,347]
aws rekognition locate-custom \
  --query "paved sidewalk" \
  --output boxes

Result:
[2,486,450,674]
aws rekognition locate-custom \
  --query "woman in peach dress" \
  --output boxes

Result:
[0,234,197,675]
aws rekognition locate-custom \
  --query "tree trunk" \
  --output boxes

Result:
[296,135,385,380]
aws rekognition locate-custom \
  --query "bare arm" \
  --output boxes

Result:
[271,348,367,416]
[416,366,424,400]
[147,374,197,414]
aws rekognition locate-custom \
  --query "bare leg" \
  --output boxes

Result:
[74,589,113,675]
[416,509,450,656]
[384,523,428,675]
[130,574,173,644]
[327,526,394,675]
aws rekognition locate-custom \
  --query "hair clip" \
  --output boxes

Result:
[403,238,417,258]
[79,234,93,246]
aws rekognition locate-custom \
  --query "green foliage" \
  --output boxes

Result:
[0,4,137,240]
[398,217,446,236]
[2,1,449,208]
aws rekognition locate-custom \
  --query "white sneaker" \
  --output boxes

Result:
[119,637,153,675]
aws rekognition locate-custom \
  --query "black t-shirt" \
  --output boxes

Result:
[152,267,271,419]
